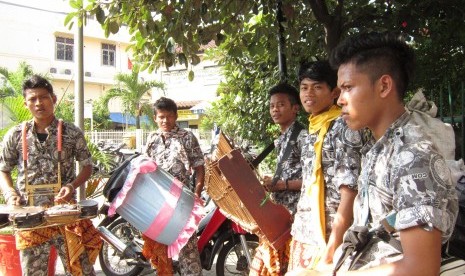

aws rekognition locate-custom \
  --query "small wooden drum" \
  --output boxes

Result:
[44,204,81,224]
[0,205,46,229]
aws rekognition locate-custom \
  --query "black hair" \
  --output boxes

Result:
[268,83,300,106]
[298,60,338,90]
[22,75,54,97]
[153,97,177,114]
[329,32,415,99]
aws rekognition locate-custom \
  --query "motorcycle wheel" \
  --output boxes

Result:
[99,218,145,276]
[215,234,259,276]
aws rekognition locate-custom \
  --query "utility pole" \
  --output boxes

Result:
[75,10,85,201]
[276,0,287,82]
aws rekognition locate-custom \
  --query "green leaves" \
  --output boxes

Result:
[109,21,120,34]
[95,6,106,25]
[191,54,201,65]
[188,70,194,82]
[69,0,82,10]
[61,0,465,152]
[103,70,165,129]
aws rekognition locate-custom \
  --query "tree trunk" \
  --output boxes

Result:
[307,0,345,55]
[136,115,140,129]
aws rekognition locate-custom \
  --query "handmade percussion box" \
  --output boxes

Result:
[206,133,292,250]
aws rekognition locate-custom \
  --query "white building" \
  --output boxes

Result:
[0,0,221,130]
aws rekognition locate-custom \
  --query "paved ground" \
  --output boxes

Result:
[54,255,218,275]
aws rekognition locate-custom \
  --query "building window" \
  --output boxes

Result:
[55,37,74,61]
[102,43,116,66]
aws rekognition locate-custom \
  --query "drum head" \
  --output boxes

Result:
[0,204,44,214]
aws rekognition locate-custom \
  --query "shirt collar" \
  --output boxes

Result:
[368,111,410,153]
[282,121,298,136]
[29,117,59,134]
[156,125,180,135]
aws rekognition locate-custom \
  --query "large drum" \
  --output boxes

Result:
[107,156,204,257]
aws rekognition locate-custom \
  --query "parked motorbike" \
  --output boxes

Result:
[97,200,259,276]
[94,141,129,175]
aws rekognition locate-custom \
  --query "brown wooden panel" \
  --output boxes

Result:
[218,149,292,249]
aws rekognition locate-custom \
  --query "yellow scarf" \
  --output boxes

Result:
[307,105,341,246]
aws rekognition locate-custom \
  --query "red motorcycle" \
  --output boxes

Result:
[197,205,258,275]
[97,202,259,276]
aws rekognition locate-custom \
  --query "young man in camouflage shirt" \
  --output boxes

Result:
[328,32,457,276]
[143,96,205,275]
[288,61,366,273]
[0,75,101,275]
[289,33,458,276]
[250,83,307,275]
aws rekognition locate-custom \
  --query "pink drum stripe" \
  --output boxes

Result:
[143,180,182,240]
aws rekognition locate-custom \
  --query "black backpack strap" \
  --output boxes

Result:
[333,226,371,272]
[250,142,275,169]
[333,213,402,273]
[271,122,304,186]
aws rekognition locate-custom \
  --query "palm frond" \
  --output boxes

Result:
[3,96,32,122]
[102,70,166,128]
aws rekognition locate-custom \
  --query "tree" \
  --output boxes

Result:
[69,0,465,147]
[102,70,165,129]
[69,0,464,82]
[0,62,36,138]
[88,97,113,130]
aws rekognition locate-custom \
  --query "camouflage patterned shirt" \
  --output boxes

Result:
[0,118,92,206]
[145,126,204,186]
[344,111,458,270]
[291,117,366,244]
[270,121,307,216]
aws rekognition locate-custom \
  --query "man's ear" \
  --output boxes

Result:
[331,87,341,102]
[292,104,300,115]
[378,75,394,98]
[52,94,57,105]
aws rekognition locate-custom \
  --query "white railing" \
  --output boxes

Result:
[86,128,212,153]
[86,129,150,152]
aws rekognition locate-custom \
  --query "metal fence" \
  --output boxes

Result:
[434,82,465,160]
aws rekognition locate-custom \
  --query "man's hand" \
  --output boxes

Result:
[54,184,74,204]
[6,193,21,206]
[0,172,22,206]
[262,175,283,192]
[193,165,205,198]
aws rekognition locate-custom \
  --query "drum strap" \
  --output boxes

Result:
[22,119,63,205]
[271,122,304,186]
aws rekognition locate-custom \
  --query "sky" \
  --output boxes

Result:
[0,0,71,13]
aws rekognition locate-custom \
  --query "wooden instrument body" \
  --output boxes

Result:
[217,149,292,249]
